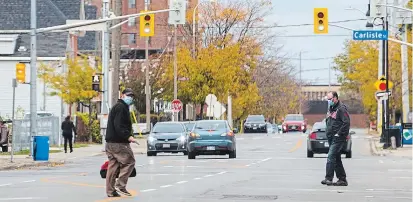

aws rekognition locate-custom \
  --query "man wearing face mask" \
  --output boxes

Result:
[105,88,137,197]
[321,91,350,186]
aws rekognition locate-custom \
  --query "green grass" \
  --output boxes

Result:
[0,149,62,155]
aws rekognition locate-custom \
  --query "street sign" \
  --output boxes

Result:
[375,91,392,101]
[171,99,183,112]
[353,30,388,41]
[374,76,393,91]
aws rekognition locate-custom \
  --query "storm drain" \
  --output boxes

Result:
[221,195,278,200]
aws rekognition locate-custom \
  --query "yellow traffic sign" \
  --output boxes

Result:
[374,76,393,91]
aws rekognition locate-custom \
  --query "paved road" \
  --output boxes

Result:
[0,129,411,202]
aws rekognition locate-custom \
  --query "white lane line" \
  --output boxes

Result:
[154,174,170,176]
[141,189,157,192]
[0,183,12,187]
[160,185,173,188]
[237,138,245,140]
[136,164,145,167]
[194,177,202,180]
[176,181,188,184]
[186,166,200,168]
[379,160,384,164]
[164,166,174,168]
[245,164,251,167]
[260,157,272,162]
[203,174,214,178]
[0,197,47,201]
[22,180,36,183]
[217,171,227,175]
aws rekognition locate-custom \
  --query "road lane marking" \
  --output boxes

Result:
[194,177,202,180]
[260,158,271,162]
[0,197,48,201]
[140,189,156,192]
[164,166,174,168]
[203,174,213,178]
[217,171,227,175]
[154,174,170,176]
[176,181,188,184]
[288,138,303,153]
[160,185,173,188]
[237,138,245,140]
[23,180,36,183]
[379,160,384,164]
[0,183,12,187]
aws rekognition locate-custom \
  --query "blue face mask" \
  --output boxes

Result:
[328,99,334,107]
[122,96,134,105]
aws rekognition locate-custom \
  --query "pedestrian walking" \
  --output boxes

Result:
[61,116,76,153]
[321,91,350,186]
[105,88,137,197]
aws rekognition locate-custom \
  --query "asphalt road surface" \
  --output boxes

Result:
[0,129,411,202]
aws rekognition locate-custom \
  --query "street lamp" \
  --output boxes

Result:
[345,7,374,28]
[192,0,217,57]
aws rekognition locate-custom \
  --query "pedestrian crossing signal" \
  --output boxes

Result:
[92,75,100,92]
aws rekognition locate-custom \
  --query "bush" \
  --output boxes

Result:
[76,112,101,143]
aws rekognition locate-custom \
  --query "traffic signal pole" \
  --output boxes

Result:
[29,0,37,157]
[144,0,151,131]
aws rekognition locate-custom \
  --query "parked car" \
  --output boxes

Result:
[146,122,188,156]
[244,115,267,133]
[187,120,236,159]
[282,114,307,133]
[306,120,354,158]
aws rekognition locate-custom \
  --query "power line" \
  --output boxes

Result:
[279,56,335,60]
[276,34,350,38]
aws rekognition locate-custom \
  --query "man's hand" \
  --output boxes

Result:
[128,136,136,143]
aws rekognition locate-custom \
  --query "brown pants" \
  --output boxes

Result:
[105,143,135,195]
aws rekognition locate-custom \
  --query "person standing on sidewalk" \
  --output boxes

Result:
[61,116,76,153]
[321,91,350,186]
[105,88,137,197]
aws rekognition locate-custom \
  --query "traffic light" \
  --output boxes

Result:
[314,8,328,34]
[92,75,100,92]
[16,63,26,83]
[140,12,155,37]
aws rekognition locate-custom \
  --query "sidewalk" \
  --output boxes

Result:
[369,132,412,159]
[0,139,147,171]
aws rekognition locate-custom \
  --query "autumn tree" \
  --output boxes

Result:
[38,56,101,142]
[334,36,412,122]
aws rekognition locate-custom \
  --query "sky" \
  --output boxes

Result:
[268,0,370,85]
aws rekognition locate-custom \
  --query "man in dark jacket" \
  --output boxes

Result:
[105,88,136,197]
[321,91,350,186]
[61,116,76,153]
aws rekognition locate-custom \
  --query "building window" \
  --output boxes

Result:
[128,17,136,27]
[128,33,136,44]
[128,0,135,8]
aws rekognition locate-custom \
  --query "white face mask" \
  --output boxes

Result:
[122,96,134,105]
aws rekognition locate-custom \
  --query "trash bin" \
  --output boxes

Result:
[386,126,402,148]
[33,136,49,161]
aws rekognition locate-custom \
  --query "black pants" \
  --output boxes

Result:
[63,135,73,152]
[325,137,346,181]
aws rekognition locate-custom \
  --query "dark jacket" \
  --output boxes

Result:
[326,101,350,142]
[61,120,76,137]
[105,99,132,143]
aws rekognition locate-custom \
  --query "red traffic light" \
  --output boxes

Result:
[144,15,151,21]
[378,83,386,91]
[318,12,324,18]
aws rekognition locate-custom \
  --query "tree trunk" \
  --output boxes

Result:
[88,102,93,143]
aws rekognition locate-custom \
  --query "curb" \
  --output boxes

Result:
[369,138,385,156]
[0,160,66,171]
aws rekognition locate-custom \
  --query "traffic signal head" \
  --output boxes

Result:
[314,8,328,34]
[16,63,26,83]
[140,12,155,37]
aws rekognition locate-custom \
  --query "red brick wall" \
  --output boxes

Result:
[304,114,369,128]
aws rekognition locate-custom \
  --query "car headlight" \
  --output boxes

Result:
[301,125,305,129]
[177,136,186,143]
[245,123,251,127]
[148,136,156,143]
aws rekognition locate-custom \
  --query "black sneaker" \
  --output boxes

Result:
[107,191,121,197]
[333,180,348,186]
[321,179,333,185]
[116,188,132,196]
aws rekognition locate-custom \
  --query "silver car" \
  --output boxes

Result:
[146,122,188,156]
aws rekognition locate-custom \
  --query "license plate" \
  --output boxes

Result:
[163,144,170,148]
[207,146,215,150]
[324,142,329,147]
[253,127,257,130]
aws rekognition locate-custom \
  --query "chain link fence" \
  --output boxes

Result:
[13,116,60,151]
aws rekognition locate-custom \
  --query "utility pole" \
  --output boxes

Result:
[383,1,391,148]
[299,51,302,114]
[401,24,410,123]
[111,0,122,106]
[173,24,178,122]
[101,0,110,151]
[29,0,38,157]
[145,0,151,130]
[328,63,331,89]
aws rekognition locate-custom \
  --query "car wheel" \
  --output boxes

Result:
[188,152,196,159]
[183,151,188,155]
[229,150,236,159]
[147,152,156,156]
[345,151,352,158]
[307,150,314,158]
[1,145,7,152]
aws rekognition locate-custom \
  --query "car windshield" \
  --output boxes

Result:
[184,123,195,130]
[152,124,184,133]
[285,115,304,121]
[246,116,265,122]
[195,121,227,131]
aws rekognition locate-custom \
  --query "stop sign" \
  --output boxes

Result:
[172,99,182,112]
